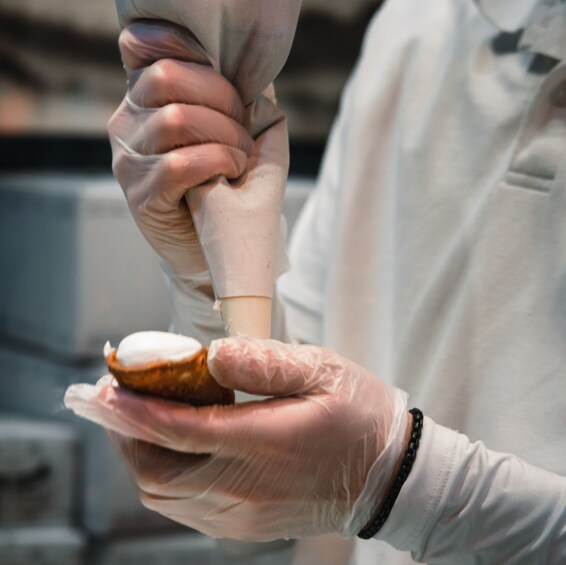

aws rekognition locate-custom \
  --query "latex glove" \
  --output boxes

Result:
[110,20,291,305]
[108,22,255,296]
[64,338,409,541]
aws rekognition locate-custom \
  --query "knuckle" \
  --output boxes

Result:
[117,34,136,68]
[106,101,127,138]
[110,154,123,181]
[106,113,118,137]
[118,27,136,58]
[110,152,130,189]
[207,143,227,163]
[161,104,186,133]
[148,58,178,92]
[162,151,184,182]
[163,151,200,193]
[203,145,238,179]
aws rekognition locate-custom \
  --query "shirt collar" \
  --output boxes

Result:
[476,0,566,60]
[476,0,540,32]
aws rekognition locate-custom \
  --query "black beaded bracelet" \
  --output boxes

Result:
[357,408,424,539]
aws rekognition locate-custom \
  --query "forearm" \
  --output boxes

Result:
[378,418,566,563]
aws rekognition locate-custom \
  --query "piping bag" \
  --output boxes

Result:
[115,1,301,556]
[116,0,301,339]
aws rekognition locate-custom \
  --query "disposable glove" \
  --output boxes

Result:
[108,22,255,296]
[109,17,293,305]
[65,338,409,541]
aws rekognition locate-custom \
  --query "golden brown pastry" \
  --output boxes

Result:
[105,331,234,406]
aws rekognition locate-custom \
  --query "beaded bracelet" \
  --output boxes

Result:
[357,408,424,539]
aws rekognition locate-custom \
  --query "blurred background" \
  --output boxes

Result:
[0,1,381,563]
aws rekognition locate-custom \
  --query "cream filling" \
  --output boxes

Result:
[104,331,202,367]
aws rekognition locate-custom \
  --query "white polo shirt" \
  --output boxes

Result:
[279,0,566,561]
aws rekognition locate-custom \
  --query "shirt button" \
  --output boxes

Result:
[551,81,566,107]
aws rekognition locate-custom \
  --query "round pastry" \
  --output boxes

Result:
[104,331,234,406]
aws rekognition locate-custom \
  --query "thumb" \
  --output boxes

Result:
[208,337,329,397]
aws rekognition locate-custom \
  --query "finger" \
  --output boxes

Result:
[129,60,245,123]
[119,22,210,71]
[64,382,160,437]
[67,380,309,456]
[136,493,231,538]
[66,382,225,452]
[208,338,334,397]
[128,444,304,504]
[128,104,254,156]
[112,143,248,215]
[107,430,210,491]
[138,488,294,542]
[109,431,234,500]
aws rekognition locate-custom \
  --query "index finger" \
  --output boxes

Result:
[129,60,246,123]
[119,21,210,71]
[65,382,307,455]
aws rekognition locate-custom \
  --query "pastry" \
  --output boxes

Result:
[104,331,234,406]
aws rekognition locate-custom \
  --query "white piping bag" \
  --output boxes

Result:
[116,0,301,338]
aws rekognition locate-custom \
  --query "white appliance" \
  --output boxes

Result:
[0,415,77,527]
[0,173,170,360]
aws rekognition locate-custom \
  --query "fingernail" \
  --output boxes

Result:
[208,339,222,362]
[63,384,100,409]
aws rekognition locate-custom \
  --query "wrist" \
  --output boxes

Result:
[358,408,424,539]
[359,411,413,530]
[387,411,414,492]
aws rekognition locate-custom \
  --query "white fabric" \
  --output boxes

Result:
[163,271,225,346]
[476,0,540,31]
[477,0,566,61]
[278,0,566,562]
[115,0,301,299]
[377,418,566,563]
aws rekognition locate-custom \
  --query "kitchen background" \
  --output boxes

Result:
[0,1,381,563]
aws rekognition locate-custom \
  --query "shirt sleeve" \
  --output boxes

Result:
[377,417,566,563]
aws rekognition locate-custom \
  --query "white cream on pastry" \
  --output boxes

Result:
[105,331,202,367]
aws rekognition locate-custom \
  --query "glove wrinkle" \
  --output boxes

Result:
[65,337,409,540]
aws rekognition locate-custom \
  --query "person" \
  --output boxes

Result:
[65,0,566,563]
[67,336,566,563]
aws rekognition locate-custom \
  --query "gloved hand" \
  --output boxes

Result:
[64,338,409,541]
[108,22,255,296]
